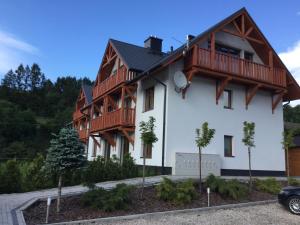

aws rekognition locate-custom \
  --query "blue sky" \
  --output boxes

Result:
[0,0,300,82]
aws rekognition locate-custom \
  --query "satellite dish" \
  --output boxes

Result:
[174,71,188,90]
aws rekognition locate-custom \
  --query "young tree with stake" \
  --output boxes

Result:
[139,116,158,198]
[242,121,255,192]
[282,129,294,182]
[45,128,86,213]
[195,122,215,193]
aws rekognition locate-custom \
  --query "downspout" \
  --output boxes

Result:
[150,76,167,175]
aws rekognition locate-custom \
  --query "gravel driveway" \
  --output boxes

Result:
[95,203,299,225]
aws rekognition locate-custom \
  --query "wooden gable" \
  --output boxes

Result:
[188,8,300,101]
[94,42,126,86]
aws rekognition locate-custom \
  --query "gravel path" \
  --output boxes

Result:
[95,203,299,225]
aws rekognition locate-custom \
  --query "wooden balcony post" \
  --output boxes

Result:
[121,86,125,125]
[210,33,215,69]
[269,50,273,84]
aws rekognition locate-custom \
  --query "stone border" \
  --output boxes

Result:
[33,199,277,225]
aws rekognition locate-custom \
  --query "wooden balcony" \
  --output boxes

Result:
[185,47,286,87]
[78,129,89,142]
[90,108,135,132]
[93,66,136,100]
[73,110,83,121]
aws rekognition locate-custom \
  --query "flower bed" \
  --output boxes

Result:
[24,178,281,225]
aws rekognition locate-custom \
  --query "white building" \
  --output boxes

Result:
[73,8,300,177]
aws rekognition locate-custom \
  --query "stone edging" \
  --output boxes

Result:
[38,199,277,225]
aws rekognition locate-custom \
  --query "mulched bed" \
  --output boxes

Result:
[24,183,278,225]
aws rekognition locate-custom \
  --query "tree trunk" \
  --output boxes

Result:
[248,147,252,192]
[199,147,202,194]
[57,175,62,213]
[141,150,146,199]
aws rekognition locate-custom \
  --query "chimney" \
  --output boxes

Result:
[144,36,163,52]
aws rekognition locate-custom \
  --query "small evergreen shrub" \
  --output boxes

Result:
[81,183,134,212]
[255,178,281,194]
[156,178,197,204]
[175,179,197,204]
[288,177,300,186]
[156,177,176,201]
[206,174,248,200]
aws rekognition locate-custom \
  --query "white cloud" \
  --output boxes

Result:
[0,30,39,76]
[279,41,300,105]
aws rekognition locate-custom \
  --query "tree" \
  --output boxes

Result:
[139,116,158,198]
[242,121,255,191]
[45,128,86,212]
[2,70,17,89]
[195,122,215,193]
[282,129,294,182]
[30,63,45,90]
[15,64,25,90]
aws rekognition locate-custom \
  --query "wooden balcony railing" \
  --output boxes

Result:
[186,47,286,87]
[93,66,136,100]
[90,108,135,132]
[73,110,83,121]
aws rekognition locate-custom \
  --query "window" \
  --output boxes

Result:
[244,51,253,61]
[215,43,240,57]
[224,135,233,157]
[223,90,232,109]
[144,87,154,112]
[142,143,152,159]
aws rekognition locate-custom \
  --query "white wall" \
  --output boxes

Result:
[165,59,285,173]
[131,69,168,166]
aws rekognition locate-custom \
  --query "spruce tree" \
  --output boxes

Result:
[45,127,86,213]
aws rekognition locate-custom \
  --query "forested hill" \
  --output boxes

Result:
[0,63,92,161]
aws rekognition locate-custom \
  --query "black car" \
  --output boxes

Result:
[278,186,300,214]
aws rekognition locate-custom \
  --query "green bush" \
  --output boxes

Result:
[156,178,197,204]
[81,183,134,211]
[206,174,248,200]
[288,177,300,186]
[175,179,197,204]
[0,153,139,194]
[0,159,22,193]
[255,178,281,194]
[82,154,138,186]
[156,177,176,201]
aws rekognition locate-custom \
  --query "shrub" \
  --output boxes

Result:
[81,183,134,212]
[156,178,197,204]
[288,177,300,186]
[0,159,22,193]
[22,154,54,191]
[206,174,248,200]
[156,177,176,201]
[255,178,281,194]
[82,154,138,186]
[175,179,197,204]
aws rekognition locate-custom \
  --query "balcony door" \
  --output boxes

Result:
[120,136,129,164]
[104,140,111,162]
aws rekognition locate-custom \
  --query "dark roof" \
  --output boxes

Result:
[82,84,92,104]
[109,39,166,72]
